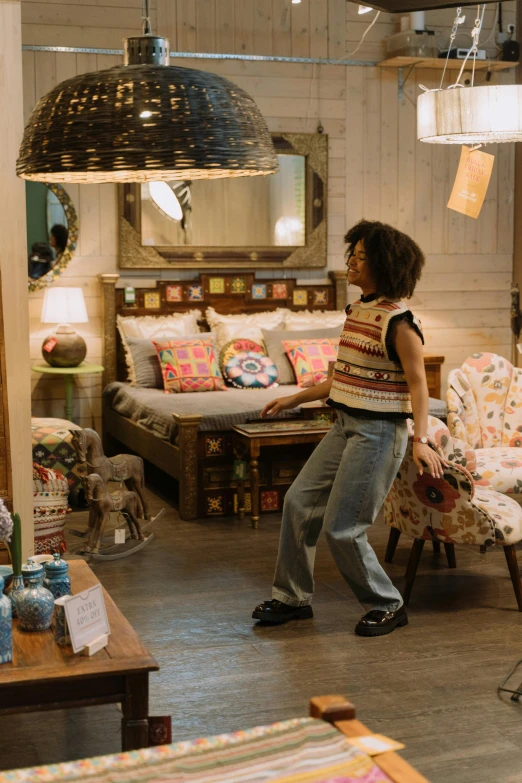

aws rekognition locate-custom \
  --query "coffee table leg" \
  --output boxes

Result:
[250,458,260,529]
[122,672,149,751]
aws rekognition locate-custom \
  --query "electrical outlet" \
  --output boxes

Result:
[507,23,516,35]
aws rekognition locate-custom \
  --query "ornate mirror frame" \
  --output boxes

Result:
[28,184,79,294]
[118,132,328,270]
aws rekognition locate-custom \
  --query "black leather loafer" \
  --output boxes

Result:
[354,605,408,637]
[252,599,313,624]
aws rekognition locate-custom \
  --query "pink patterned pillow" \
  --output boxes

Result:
[282,338,339,388]
[153,339,227,394]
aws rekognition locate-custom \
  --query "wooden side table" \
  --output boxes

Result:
[32,362,104,423]
[232,420,333,529]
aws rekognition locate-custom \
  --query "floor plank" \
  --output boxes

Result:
[1,486,522,782]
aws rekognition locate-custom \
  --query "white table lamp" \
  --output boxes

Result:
[41,287,88,367]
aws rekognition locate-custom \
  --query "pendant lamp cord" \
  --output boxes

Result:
[439,6,465,89]
[142,0,152,35]
[453,4,486,88]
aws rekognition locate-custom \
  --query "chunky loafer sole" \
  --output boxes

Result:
[252,604,313,624]
[354,612,408,637]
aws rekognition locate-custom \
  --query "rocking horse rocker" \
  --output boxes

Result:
[70,428,163,559]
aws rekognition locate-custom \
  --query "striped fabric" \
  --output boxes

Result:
[0,718,393,783]
[329,297,423,416]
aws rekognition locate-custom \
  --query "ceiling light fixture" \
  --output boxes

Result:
[17,2,278,184]
[149,181,183,221]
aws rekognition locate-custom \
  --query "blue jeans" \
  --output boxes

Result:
[272,409,408,612]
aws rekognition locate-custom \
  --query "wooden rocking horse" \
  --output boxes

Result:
[71,428,150,520]
[80,474,154,560]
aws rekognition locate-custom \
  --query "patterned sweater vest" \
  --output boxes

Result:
[329,297,422,416]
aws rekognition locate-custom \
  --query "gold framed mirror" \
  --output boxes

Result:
[119,133,327,270]
[27,183,78,293]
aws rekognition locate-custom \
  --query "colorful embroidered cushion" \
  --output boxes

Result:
[219,338,264,373]
[153,339,227,394]
[224,351,279,389]
[282,338,339,388]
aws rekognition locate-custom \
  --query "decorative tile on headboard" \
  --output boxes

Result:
[293,289,308,307]
[166,284,183,303]
[272,282,288,300]
[313,289,329,306]
[252,284,267,300]
[230,277,246,294]
[188,284,204,302]
[144,291,161,309]
[209,277,225,295]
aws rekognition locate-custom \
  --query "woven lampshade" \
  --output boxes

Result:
[418,85,522,144]
[17,36,278,183]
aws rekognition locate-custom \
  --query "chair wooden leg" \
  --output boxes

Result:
[444,543,457,569]
[385,527,401,563]
[403,539,425,605]
[432,540,441,555]
[503,545,522,612]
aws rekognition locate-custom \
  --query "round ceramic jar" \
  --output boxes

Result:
[17,560,54,632]
[0,574,12,663]
[43,553,71,600]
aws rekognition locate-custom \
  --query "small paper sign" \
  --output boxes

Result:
[124,286,136,305]
[63,584,110,654]
[232,460,247,481]
[347,734,405,756]
[115,528,126,544]
[447,145,495,219]
[43,337,58,353]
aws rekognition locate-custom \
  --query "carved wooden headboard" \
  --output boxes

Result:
[99,271,348,387]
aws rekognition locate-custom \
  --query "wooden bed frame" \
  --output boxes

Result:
[100,271,443,522]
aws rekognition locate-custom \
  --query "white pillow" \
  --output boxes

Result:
[205,307,289,351]
[117,311,202,383]
[283,310,346,331]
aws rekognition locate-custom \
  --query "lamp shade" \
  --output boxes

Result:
[17,35,278,184]
[418,85,522,144]
[41,287,88,325]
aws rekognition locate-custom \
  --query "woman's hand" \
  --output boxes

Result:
[261,395,298,418]
[413,443,447,478]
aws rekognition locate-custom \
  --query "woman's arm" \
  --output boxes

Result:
[393,320,445,478]
[261,378,333,417]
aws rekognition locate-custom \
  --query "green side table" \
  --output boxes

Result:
[32,362,104,423]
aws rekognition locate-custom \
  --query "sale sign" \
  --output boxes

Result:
[447,146,495,219]
[63,584,110,654]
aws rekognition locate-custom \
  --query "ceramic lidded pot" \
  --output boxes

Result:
[43,553,71,600]
[17,560,54,632]
[0,575,12,663]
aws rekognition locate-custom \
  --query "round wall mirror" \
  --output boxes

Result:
[26,182,78,293]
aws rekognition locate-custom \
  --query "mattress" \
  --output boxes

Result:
[103,382,447,444]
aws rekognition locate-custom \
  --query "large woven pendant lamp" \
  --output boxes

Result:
[17,10,278,183]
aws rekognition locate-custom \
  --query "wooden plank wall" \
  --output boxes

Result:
[22,1,516,430]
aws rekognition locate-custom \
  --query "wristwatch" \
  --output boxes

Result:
[413,436,428,444]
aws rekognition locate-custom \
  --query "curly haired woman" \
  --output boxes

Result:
[253,219,446,637]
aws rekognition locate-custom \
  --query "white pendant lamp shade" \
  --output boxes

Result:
[418,85,522,144]
[41,287,88,325]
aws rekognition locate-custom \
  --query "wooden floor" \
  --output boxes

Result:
[2,486,522,781]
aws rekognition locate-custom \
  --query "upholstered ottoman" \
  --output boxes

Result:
[32,417,83,506]
[33,463,70,555]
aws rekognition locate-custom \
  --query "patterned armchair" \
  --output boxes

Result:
[446,353,522,503]
[383,416,522,610]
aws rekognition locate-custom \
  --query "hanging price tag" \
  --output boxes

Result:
[124,286,136,305]
[115,528,126,544]
[232,460,248,481]
[43,337,58,353]
[447,145,495,219]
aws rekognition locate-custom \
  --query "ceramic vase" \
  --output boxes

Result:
[17,561,54,632]
[43,553,71,600]
[8,574,24,618]
[0,575,12,663]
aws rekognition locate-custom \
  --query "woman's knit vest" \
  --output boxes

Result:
[329,297,423,416]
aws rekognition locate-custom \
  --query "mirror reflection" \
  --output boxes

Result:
[140,154,306,248]
[26,182,69,282]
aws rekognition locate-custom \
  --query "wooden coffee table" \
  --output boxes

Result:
[232,419,333,529]
[0,560,158,751]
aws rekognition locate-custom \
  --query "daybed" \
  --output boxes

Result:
[100,272,445,521]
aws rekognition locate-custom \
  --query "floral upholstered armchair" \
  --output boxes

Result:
[446,353,522,504]
[383,416,522,610]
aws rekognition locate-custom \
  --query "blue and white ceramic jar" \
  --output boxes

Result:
[0,575,12,663]
[17,561,54,632]
[43,553,71,600]
[8,574,24,618]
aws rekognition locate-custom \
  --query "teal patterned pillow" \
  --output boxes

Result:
[224,351,278,389]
